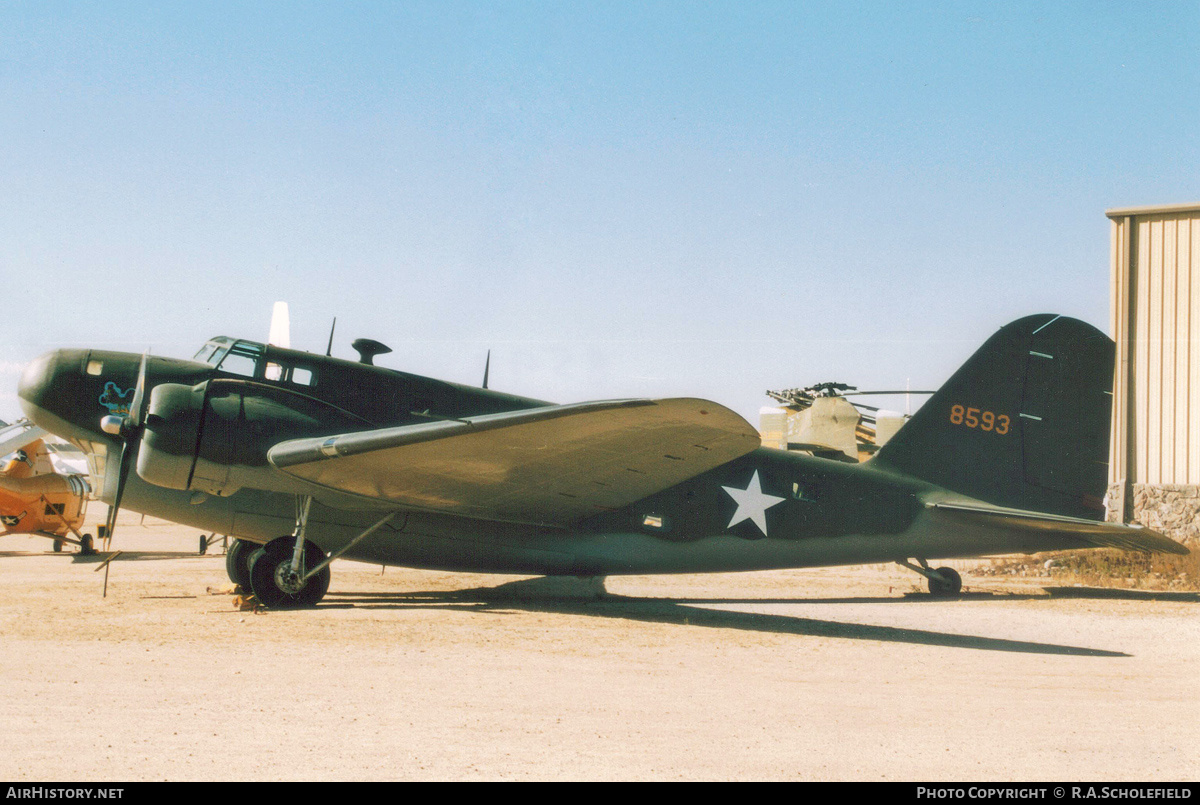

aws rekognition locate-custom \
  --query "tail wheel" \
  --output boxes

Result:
[928,566,962,597]
[224,539,261,589]
[248,537,331,609]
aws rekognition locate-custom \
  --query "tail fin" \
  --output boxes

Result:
[1,437,50,479]
[872,315,1113,521]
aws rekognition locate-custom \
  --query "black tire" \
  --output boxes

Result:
[199,534,207,555]
[928,566,962,597]
[79,534,95,556]
[225,539,260,589]
[248,537,331,609]
[52,540,63,553]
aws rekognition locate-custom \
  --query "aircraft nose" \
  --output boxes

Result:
[18,350,59,415]
[18,349,89,438]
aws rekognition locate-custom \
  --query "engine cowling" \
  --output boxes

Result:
[136,382,205,491]
[136,379,369,497]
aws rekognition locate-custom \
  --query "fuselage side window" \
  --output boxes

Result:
[259,361,316,387]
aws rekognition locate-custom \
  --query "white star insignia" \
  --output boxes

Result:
[721,470,785,537]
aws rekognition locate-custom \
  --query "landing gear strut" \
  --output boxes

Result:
[247,496,328,609]
[246,496,397,610]
[897,558,963,597]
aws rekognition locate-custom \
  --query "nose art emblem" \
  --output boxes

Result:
[99,382,135,416]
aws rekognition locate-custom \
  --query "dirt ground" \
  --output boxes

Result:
[1,516,1197,782]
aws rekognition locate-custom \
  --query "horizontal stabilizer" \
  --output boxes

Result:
[929,501,1189,555]
[269,398,760,526]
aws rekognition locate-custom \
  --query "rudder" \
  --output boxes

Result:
[872,315,1113,520]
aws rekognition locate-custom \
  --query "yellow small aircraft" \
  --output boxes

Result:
[0,420,95,553]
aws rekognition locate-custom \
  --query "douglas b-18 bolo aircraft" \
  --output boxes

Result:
[18,313,1186,608]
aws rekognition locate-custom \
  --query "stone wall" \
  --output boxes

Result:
[1106,482,1200,546]
[1104,482,1125,525]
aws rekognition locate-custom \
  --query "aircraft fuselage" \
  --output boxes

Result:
[17,338,1104,576]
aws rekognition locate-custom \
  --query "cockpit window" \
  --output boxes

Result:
[194,337,235,367]
[214,341,263,378]
[197,338,311,386]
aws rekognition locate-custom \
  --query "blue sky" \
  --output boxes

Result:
[2,1,1197,424]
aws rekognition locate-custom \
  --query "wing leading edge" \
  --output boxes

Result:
[268,398,760,527]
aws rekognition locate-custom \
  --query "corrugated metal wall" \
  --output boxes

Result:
[1109,204,1200,489]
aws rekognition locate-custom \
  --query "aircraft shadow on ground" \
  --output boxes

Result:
[321,582,1129,658]
[0,550,201,562]
[69,551,210,563]
[1041,586,1200,603]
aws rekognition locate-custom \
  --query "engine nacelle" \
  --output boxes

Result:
[136,379,368,497]
[137,383,205,491]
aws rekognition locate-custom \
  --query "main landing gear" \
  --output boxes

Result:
[249,538,331,609]
[51,534,94,555]
[227,497,397,610]
[225,538,260,590]
[237,496,328,610]
[225,537,329,610]
[897,558,963,597]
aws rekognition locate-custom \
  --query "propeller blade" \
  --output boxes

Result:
[103,503,118,546]
[103,353,150,546]
[128,352,149,429]
[103,440,134,544]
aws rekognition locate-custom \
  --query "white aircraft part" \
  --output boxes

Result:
[0,420,47,458]
[48,450,91,477]
[268,301,290,348]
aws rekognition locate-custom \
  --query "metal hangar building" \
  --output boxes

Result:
[1106,202,1200,545]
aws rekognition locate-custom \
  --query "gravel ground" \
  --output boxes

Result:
[1,518,1196,781]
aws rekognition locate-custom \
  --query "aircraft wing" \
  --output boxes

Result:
[928,501,1189,555]
[0,420,47,458]
[269,398,761,526]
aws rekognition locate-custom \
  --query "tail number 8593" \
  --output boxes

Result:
[949,405,1010,435]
